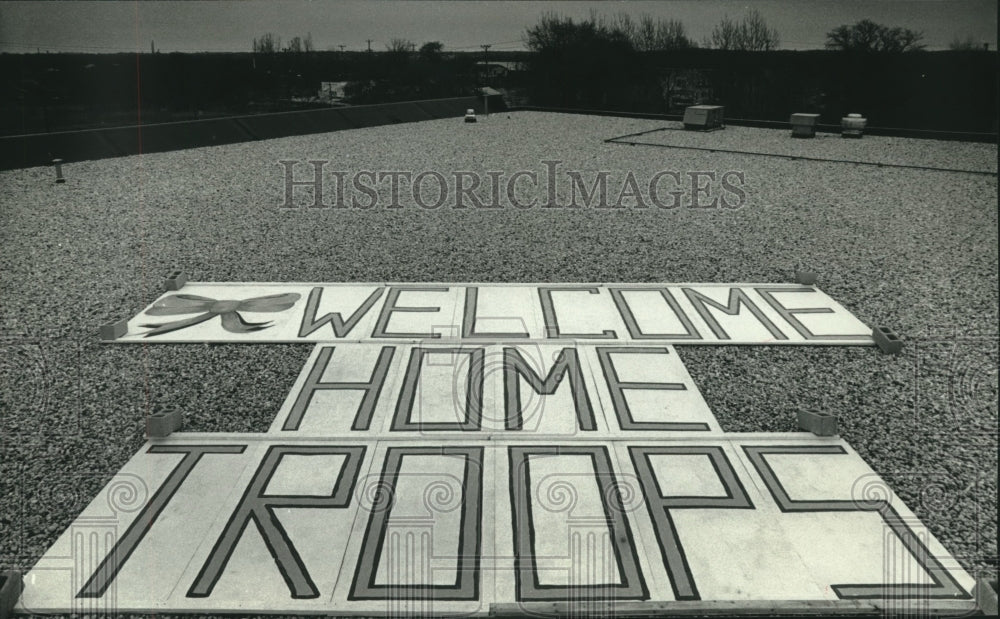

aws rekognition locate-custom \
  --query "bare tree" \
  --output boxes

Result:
[254,33,315,53]
[742,10,780,51]
[523,11,640,107]
[826,20,925,52]
[949,35,986,51]
[419,41,444,61]
[709,9,779,51]
[653,17,695,50]
[637,15,658,50]
[252,33,281,53]
[386,38,416,53]
[708,15,740,50]
[525,12,578,52]
[611,13,639,45]
[609,12,696,50]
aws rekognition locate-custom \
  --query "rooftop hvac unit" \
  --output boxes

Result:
[790,113,820,138]
[683,105,725,131]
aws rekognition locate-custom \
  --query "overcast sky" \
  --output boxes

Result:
[0,0,996,53]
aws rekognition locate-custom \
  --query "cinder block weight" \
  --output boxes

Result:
[974,576,998,616]
[0,570,24,619]
[873,326,903,355]
[163,270,188,291]
[795,271,818,285]
[98,319,128,341]
[797,410,838,436]
[146,409,184,438]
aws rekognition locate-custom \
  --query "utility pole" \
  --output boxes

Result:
[151,40,155,54]
[480,44,492,115]
[366,39,373,52]
[480,44,491,85]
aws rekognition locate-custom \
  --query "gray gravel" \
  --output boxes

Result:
[616,122,999,173]
[1,112,996,612]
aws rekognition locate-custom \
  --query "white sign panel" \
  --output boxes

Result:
[19,435,975,614]
[20,281,972,616]
[116,282,873,344]
[268,343,721,436]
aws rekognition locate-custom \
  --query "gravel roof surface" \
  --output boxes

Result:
[613,122,999,173]
[1,111,997,615]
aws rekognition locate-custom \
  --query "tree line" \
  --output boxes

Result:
[1,13,992,136]
[524,10,930,55]
[517,11,993,127]
[252,32,315,53]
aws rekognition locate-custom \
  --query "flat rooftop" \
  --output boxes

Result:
[0,112,996,603]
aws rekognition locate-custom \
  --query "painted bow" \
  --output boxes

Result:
[140,293,301,337]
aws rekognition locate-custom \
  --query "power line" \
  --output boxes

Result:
[449,39,525,51]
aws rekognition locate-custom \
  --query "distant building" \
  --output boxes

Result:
[318,81,348,102]
[661,69,714,114]
[476,61,523,81]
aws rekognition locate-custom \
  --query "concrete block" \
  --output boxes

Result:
[683,105,725,130]
[797,410,838,436]
[163,270,188,291]
[146,409,184,438]
[873,326,903,355]
[98,319,128,341]
[0,570,23,619]
[974,576,998,616]
[795,271,818,285]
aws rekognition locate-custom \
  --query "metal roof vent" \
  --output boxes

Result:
[842,113,867,138]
